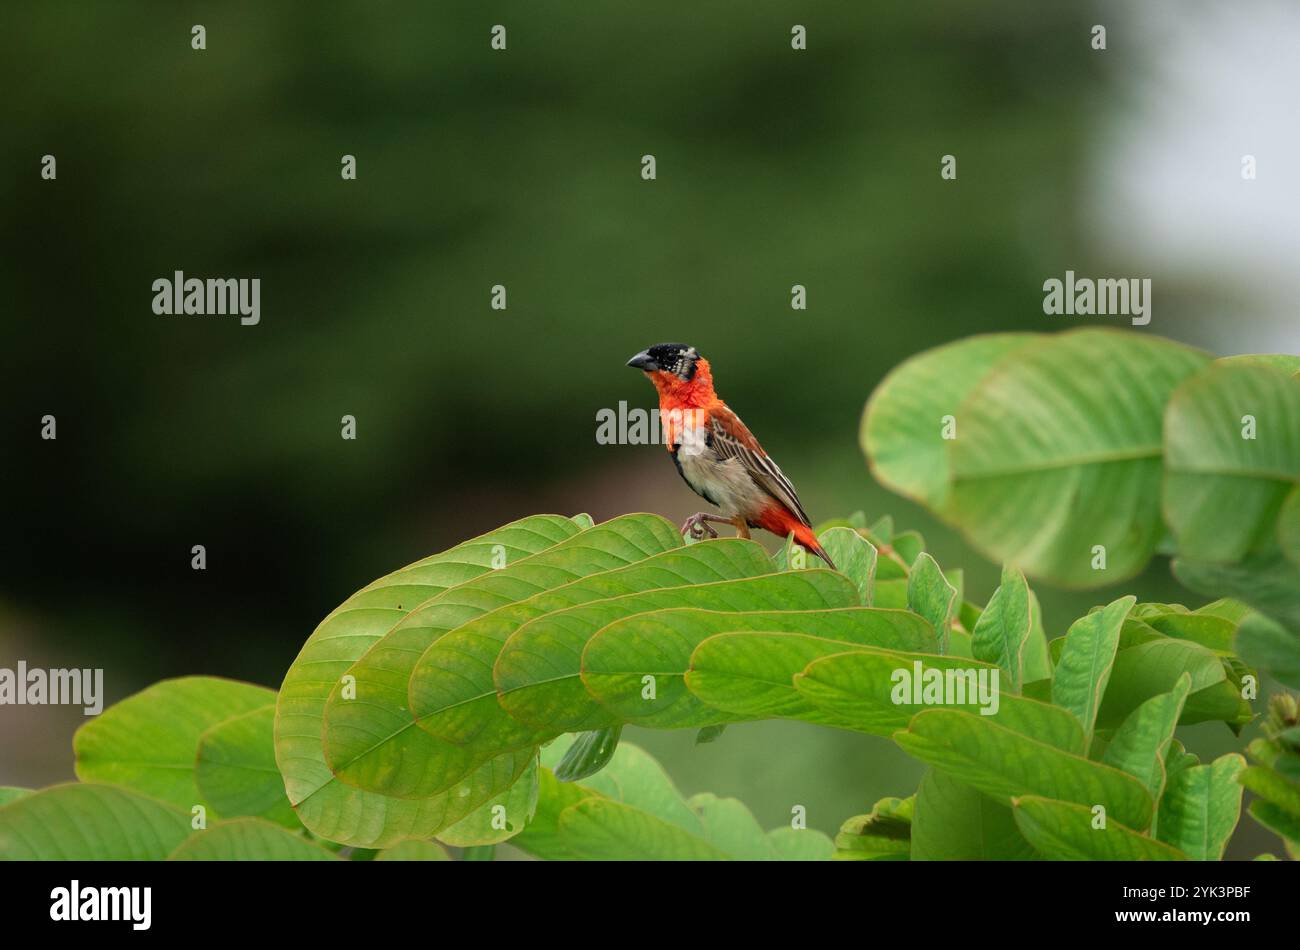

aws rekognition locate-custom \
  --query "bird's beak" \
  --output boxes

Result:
[626,351,659,372]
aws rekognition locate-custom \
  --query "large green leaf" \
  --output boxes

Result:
[893,709,1154,830]
[319,514,679,800]
[1050,595,1134,740]
[1012,796,1187,860]
[1155,753,1246,860]
[582,602,915,730]
[0,784,192,860]
[1164,362,1300,562]
[910,770,1035,860]
[793,649,1084,749]
[409,540,778,749]
[882,330,1209,586]
[74,676,275,812]
[167,818,339,861]
[862,332,1036,512]
[500,572,861,732]
[195,705,299,829]
[273,513,580,848]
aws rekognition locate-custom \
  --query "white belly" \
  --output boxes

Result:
[677,450,765,519]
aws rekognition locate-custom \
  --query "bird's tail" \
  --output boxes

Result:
[791,522,836,571]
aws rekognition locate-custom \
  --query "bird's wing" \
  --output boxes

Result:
[707,406,812,527]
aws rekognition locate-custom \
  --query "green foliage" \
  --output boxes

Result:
[74,677,275,811]
[862,329,1300,690]
[1240,694,1300,859]
[0,507,1275,860]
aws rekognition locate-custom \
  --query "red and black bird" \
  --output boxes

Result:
[627,343,835,568]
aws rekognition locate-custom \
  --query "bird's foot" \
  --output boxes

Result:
[681,512,722,540]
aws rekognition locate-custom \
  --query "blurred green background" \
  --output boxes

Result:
[3,2,1295,856]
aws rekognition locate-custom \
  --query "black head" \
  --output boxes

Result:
[626,343,702,380]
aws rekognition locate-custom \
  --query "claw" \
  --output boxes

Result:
[680,513,719,540]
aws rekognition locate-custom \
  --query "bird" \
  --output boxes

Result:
[626,342,835,569]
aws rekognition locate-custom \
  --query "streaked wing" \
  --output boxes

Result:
[707,408,812,526]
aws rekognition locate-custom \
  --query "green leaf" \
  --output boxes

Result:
[436,755,539,847]
[1164,362,1300,562]
[792,650,1085,750]
[1175,544,1300,660]
[892,530,926,566]
[557,798,729,860]
[320,513,681,799]
[1279,486,1300,567]
[1096,638,1240,729]
[1144,610,1236,653]
[970,564,1033,690]
[695,724,726,744]
[893,709,1154,830]
[501,572,861,732]
[1012,796,1188,860]
[818,526,877,604]
[411,540,778,751]
[195,705,299,829]
[168,818,339,860]
[911,770,1034,860]
[1155,753,1246,860]
[0,788,32,807]
[519,739,823,860]
[894,330,1209,586]
[510,766,598,861]
[862,332,1036,512]
[0,784,192,860]
[375,839,452,861]
[273,512,580,848]
[584,603,927,729]
[74,676,275,812]
[769,826,835,861]
[1102,674,1192,803]
[834,796,913,861]
[1248,800,1300,850]
[1235,612,1300,690]
[685,633,926,727]
[553,726,621,783]
[907,552,956,654]
[1050,595,1134,740]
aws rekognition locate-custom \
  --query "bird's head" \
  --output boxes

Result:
[626,343,704,380]
[626,343,715,404]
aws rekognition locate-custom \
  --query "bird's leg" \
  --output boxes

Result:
[680,513,733,540]
[730,517,751,540]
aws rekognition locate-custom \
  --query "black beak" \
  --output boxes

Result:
[626,351,659,371]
